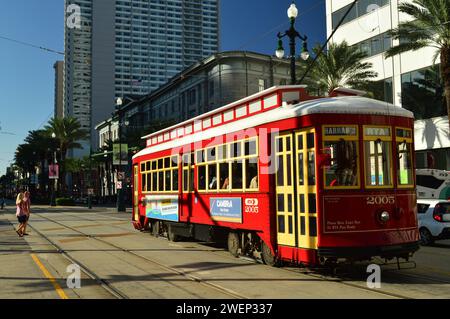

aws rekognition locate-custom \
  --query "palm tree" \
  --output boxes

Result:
[385,0,450,128]
[310,41,378,94]
[44,117,89,193]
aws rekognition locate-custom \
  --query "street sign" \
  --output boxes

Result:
[116,181,123,190]
[87,188,94,195]
[117,172,125,180]
[49,164,59,179]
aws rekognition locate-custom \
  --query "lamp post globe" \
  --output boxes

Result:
[301,49,310,61]
[287,3,298,19]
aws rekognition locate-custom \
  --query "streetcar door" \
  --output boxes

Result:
[275,134,296,246]
[133,165,139,222]
[295,129,318,249]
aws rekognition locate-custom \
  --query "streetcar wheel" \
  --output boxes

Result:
[167,224,180,242]
[419,228,434,246]
[261,241,279,267]
[227,232,240,257]
[151,221,160,237]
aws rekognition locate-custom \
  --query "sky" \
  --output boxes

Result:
[0,0,326,176]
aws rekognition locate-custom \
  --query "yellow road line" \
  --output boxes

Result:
[31,254,69,299]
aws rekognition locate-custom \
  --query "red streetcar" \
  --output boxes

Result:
[131,85,419,266]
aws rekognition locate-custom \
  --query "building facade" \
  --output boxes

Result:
[326,0,449,170]
[94,51,302,199]
[64,0,220,157]
[53,61,65,119]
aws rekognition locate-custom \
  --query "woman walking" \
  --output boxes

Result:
[15,189,27,237]
[22,191,31,236]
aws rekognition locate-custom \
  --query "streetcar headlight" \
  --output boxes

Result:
[379,211,390,223]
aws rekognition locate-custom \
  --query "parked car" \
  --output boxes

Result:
[417,199,450,245]
[416,169,450,199]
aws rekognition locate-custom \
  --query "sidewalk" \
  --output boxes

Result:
[0,210,60,298]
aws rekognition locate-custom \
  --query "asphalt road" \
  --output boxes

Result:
[0,205,449,299]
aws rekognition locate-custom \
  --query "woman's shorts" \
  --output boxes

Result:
[17,215,27,223]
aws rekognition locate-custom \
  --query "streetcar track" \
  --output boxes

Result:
[26,223,130,299]
[206,247,414,299]
[29,210,448,299]
[30,212,247,299]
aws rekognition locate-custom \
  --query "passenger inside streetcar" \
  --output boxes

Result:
[326,139,358,187]
[220,163,230,189]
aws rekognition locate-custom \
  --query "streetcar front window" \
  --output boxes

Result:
[397,143,413,185]
[396,128,414,187]
[364,140,392,187]
[322,125,359,189]
[363,126,393,188]
[324,140,359,187]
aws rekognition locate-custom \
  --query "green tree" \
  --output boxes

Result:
[44,117,89,193]
[310,41,378,94]
[385,0,450,127]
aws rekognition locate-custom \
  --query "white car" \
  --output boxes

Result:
[417,199,450,245]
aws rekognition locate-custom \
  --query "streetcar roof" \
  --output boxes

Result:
[293,96,414,118]
[133,95,413,159]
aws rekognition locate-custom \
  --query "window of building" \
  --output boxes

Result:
[258,79,266,92]
[401,64,447,120]
[364,77,393,104]
[332,0,390,29]
[353,31,392,58]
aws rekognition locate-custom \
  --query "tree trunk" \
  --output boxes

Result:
[440,46,450,132]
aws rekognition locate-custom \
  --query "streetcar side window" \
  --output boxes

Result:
[182,152,194,193]
[198,165,206,190]
[195,137,259,192]
[208,163,218,190]
[363,126,393,188]
[141,161,148,193]
[322,125,360,189]
[140,155,181,194]
[396,128,414,187]
[142,174,147,192]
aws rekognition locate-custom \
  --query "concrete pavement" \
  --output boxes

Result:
[1,205,449,299]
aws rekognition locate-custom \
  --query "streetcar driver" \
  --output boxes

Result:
[333,139,357,186]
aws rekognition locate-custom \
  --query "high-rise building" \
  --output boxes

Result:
[64,0,92,158]
[326,0,449,170]
[53,61,65,119]
[64,0,219,156]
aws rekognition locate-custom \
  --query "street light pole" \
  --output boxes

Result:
[50,132,57,206]
[275,3,310,85]
[116,97,126,212]
[88,150,92,210]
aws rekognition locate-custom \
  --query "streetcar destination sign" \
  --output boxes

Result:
[324,126,357,136]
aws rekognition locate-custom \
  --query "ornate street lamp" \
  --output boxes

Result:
[276,2,310,85]
[49,132,57,206]
[116,97,126,212]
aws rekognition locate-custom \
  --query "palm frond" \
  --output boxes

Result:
[385,40,431,57]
